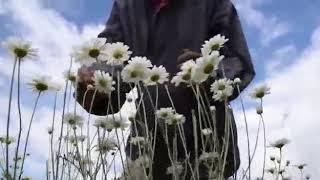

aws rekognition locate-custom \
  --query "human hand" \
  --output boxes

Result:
[177,49,202,67]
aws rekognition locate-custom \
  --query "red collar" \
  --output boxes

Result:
[153,0,169,14]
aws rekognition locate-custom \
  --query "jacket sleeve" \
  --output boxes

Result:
[209,0,255,101]
[76,2,131,116]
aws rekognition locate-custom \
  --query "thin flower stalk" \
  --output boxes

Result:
[19,91,42,179]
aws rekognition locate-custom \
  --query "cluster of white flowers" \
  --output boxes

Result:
[73,38,132,66]
[156,107,185,125]
[171,35,227,87]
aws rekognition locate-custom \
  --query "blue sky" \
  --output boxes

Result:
[0,0,320,179]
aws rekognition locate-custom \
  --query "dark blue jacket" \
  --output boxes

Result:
[77,0,255,178]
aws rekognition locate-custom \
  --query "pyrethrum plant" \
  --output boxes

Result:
[0,35,312,180]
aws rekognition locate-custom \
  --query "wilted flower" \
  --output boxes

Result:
[121,56,152,83]
[210,78,234,101]
[144,65,169,86]
[249,85,271,99]
[201,128,213,136]
[63,113,84,128]
[96,139,118,153]
[2,37,38,59]
[270,138,290,149]
[106,42,132,65]
[201,34,228,56]
[73,38,108,65]
[166,162,184,175]
[92,71,115,94]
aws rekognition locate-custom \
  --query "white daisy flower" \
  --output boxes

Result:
[121,56,152,83]
[269,138,290,149]
[2,36,38,59]
[249,85,271,99]
[144,65,169,86]
[171,72,188,86]
[210,78,234,101]
[106,42,132,65]
[171,60,197,86]
[96,139,118,153]
[196,51,222,75]
[73,38,108,65]
[201,128,213,136]
[63,113,84,128]
[156,107,175,120]
[201,34,229,56]
[166,162,184,175]
[27,75,55,93]
[165,113,186,126]
[92,71,115,94]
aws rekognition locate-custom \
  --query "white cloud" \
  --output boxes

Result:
[234,0,290,46]
[235,25,320,178]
